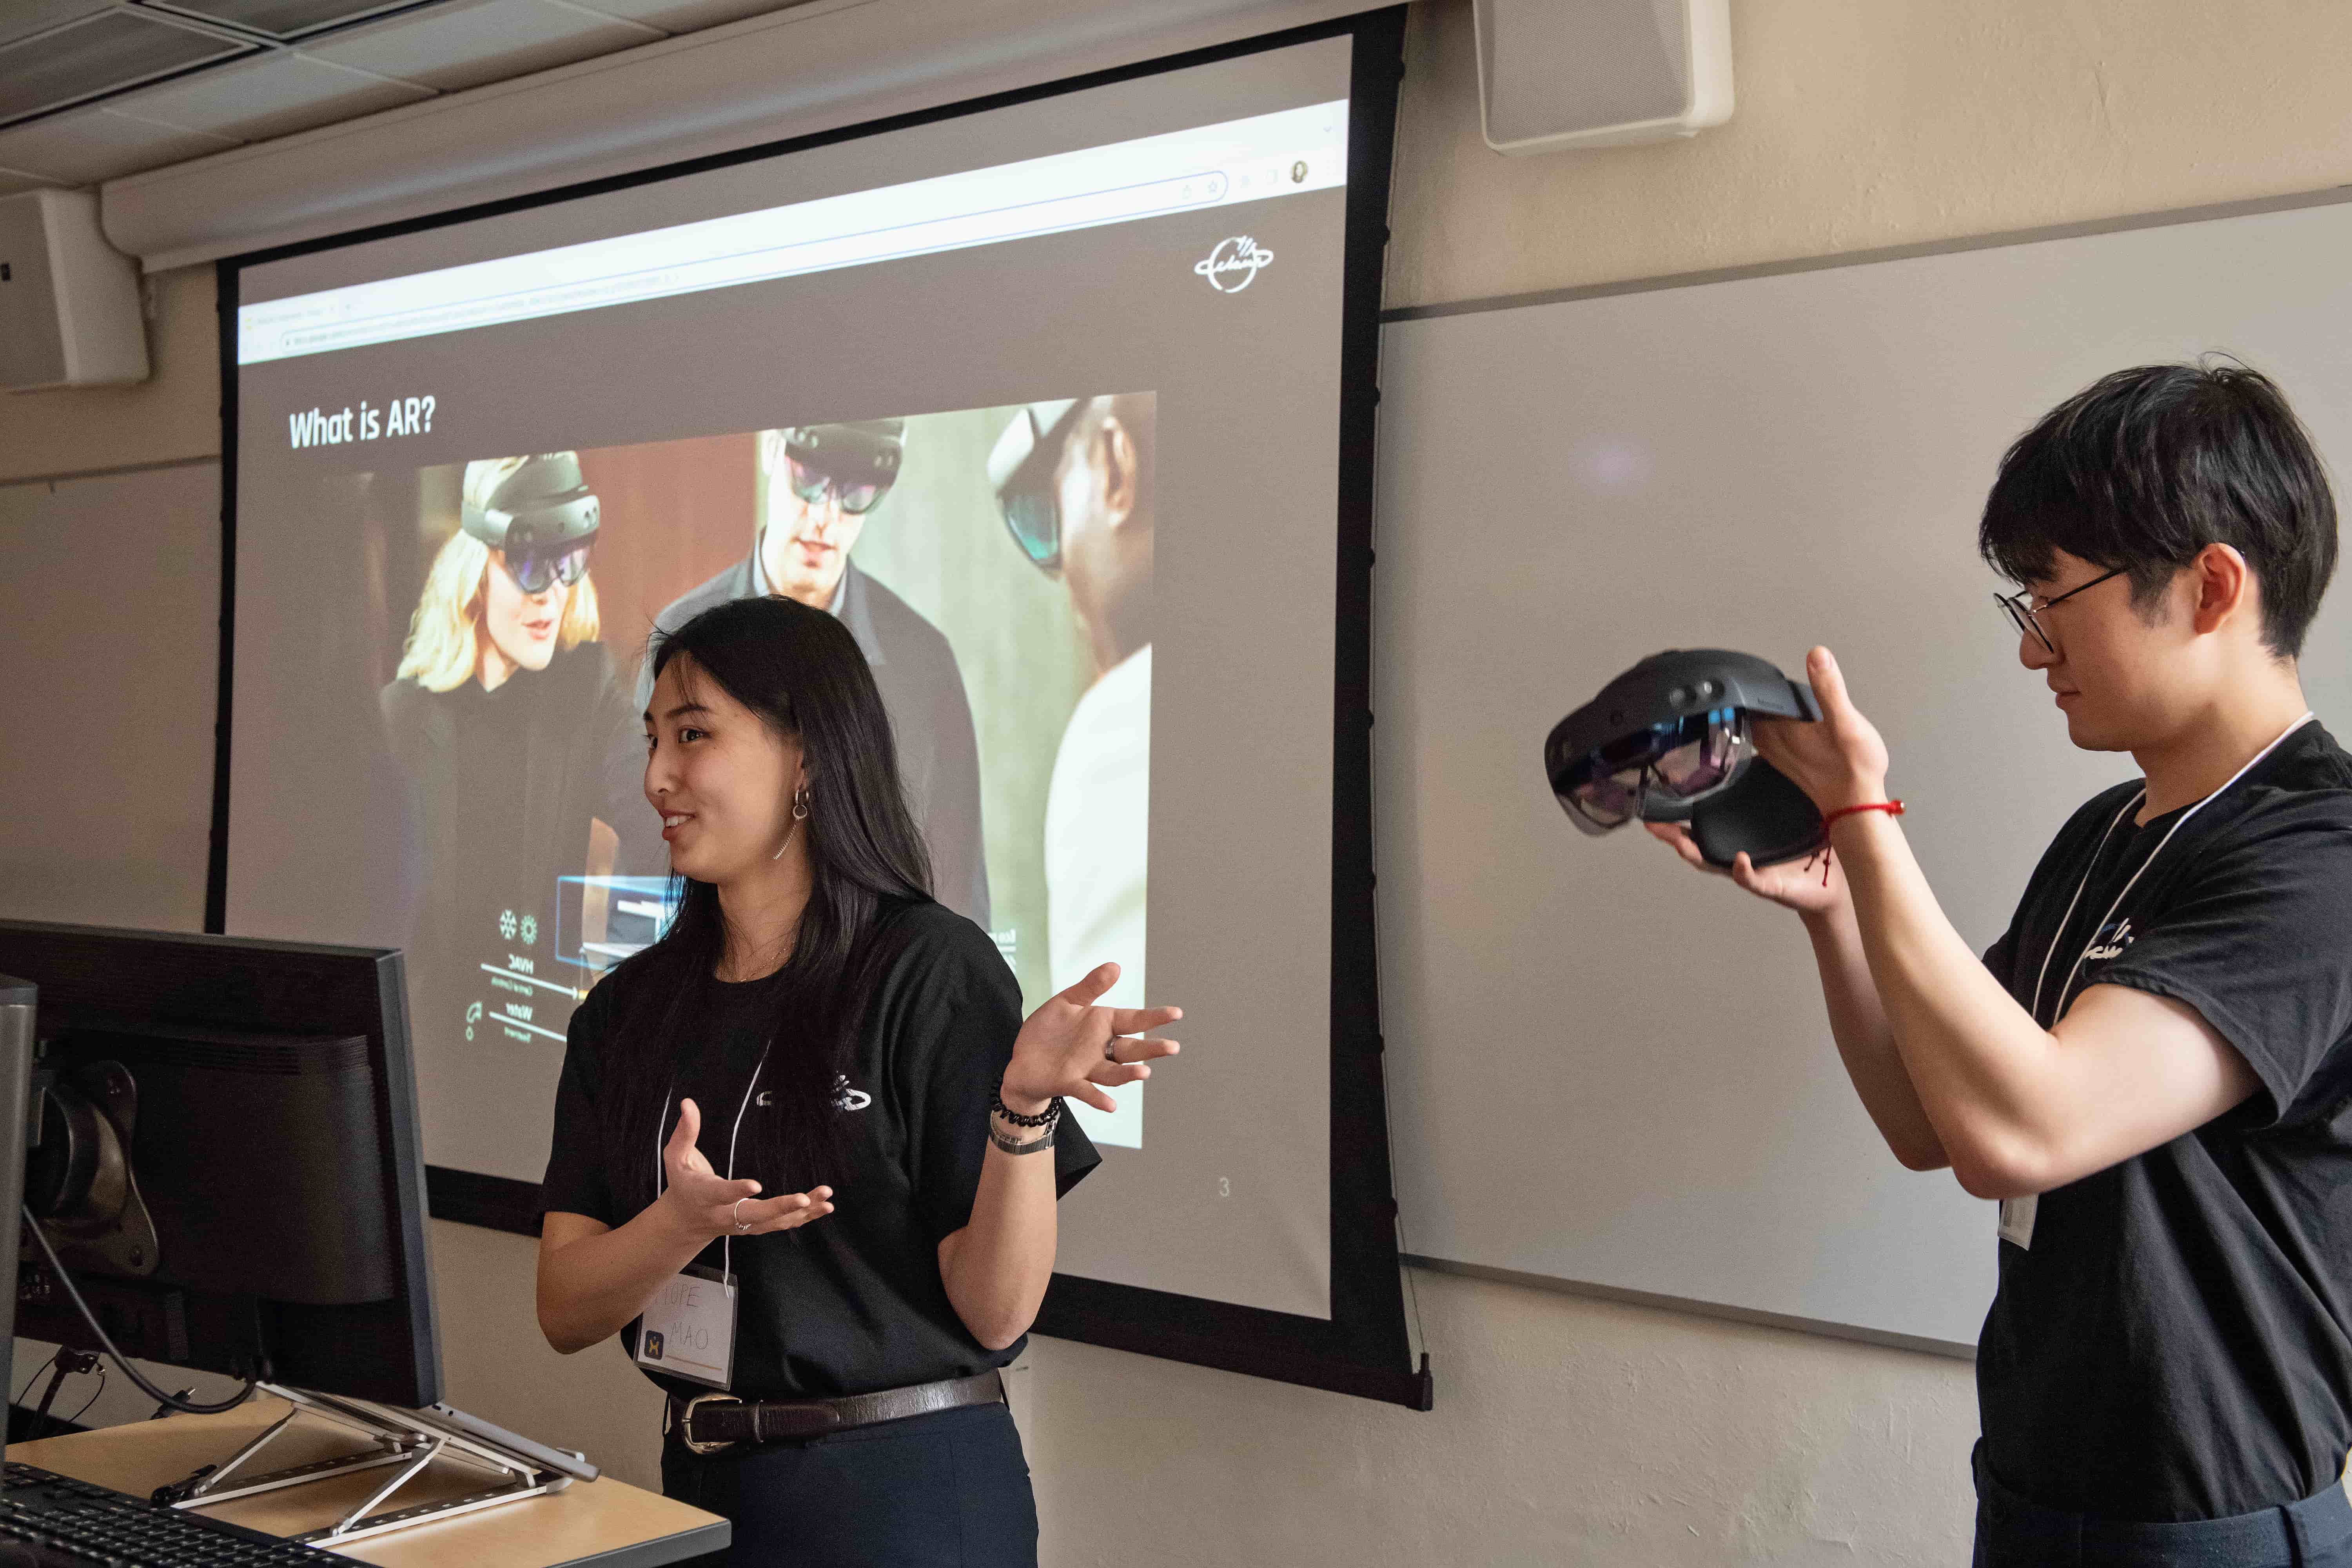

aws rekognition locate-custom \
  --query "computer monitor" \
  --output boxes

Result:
[0,922,441,1409]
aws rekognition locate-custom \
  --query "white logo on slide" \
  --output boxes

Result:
[1194,236,1274,293]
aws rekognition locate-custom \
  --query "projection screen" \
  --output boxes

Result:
[216,11,1421,1403]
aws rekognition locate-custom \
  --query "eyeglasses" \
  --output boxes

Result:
[1555,709,1753,835]
[1994,565,2128,654]
[500,542,592,595]
[785,456,891,516]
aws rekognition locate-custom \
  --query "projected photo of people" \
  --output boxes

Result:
[377,453,640,1054]
[624,419,990,927]
[351,394,1157,1144]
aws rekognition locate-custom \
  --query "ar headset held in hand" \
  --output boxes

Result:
[1546,649,1825,868]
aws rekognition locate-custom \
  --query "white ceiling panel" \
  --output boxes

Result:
[0,104,238,184]
[306,0,658,92]
[114,50,434,141]
[566,0,802,33]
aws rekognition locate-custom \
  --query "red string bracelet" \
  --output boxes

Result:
[1803,800,1906,886]
[1820,799,1906,833]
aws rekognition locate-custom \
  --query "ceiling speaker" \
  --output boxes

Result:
[0,190,150,393]
[1470,0,1733,155]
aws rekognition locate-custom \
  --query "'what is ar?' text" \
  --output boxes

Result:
[288,394,437,449]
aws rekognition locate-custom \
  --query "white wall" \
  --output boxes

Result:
[18,0,2352,1559]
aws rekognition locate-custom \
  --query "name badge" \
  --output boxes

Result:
[1998,1194,2038,1250]
[635,1264,737,1389]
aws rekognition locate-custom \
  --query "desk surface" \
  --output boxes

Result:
[7,1397,726,1567]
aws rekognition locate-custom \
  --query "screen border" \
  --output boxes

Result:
[211,5,1425,1410]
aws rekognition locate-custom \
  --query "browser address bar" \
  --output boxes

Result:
[240,99,1345,365]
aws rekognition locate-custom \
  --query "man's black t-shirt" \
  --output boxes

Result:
[1978,720,2352,1521]
[540,900,1099,1402]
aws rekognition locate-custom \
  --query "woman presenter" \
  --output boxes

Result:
[534,594,1179,1565]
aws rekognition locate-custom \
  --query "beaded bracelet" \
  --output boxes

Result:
[990,1091,1063,1128]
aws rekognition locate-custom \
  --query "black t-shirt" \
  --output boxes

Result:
[539,901,1100,1401]
[1977,720,2352,1521]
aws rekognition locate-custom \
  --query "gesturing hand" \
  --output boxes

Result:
[1002,963,1182,1115]
[655,1096,834,1241]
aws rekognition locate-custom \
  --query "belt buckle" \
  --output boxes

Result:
[676,1392,742,1456]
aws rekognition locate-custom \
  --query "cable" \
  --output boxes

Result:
[12,1348,58,1407]
[61,1367,105,1428]
[21,1206,258,1416]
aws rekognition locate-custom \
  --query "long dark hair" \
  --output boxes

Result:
[603,595,932,1210]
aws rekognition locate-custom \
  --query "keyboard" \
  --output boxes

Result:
[0,1465,341,1566]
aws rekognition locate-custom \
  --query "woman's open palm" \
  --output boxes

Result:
[657,1096,834,1239]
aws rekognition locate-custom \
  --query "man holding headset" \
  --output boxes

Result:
[1654,363,2352,1566]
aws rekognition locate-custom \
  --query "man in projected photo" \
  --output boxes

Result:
[381,452,637,1031]
[991,395,1154,1144]
[636,419,991,924]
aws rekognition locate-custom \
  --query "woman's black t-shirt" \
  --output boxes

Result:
[1977,720,2352,1521]
[540,900,1100,1401]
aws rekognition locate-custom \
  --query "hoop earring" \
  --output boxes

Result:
[770,787,810,861]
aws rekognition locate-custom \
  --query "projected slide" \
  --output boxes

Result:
[223,27,1385,1334]
[354,401,1155,1149]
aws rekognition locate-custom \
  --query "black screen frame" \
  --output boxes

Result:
[211,6,1425,1410]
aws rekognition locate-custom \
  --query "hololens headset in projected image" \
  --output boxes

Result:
[461,452,601,593]
[1546,650,1826,868]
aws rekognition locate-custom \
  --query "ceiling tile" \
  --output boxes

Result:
[0,105,240,185]
[306,0,655,92]
[0,9,254,124]
[0,1,115,52]
[113,50,432,140]
[561,0,804,32]
[139,0,430,42]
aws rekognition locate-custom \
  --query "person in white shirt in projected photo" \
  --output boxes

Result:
[987,394,1155,1145]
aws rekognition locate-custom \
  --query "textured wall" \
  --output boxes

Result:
[16,0,2352,1559]
[1387,0,2352,310]
[1022,1272,1975,1567]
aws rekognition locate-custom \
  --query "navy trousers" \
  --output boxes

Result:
[662,1401,1038,1568]
[1975,1445,2352,1568]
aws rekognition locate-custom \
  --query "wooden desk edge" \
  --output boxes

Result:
[8,1401,730,1568]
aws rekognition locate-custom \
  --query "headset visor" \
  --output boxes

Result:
[1555,709,1750,833]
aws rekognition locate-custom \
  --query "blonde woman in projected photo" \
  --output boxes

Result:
[380,453,637,1032]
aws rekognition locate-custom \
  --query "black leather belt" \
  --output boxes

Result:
[664,1370,1005,1455]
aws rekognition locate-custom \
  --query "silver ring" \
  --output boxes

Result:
[1103,1039,1121,1064]
[732,1197,752,1233]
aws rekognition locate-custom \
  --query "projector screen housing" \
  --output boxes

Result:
[211,9,1421,1406]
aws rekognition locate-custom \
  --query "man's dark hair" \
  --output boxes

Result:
[1978,360,2337,659]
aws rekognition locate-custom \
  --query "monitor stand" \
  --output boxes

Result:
[158,1384,597,1547]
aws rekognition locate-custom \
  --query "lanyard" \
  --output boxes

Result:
[2026,711,2314,1027]
[654,1042,772,1279]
